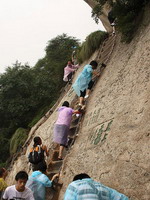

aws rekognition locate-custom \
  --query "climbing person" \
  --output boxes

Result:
[28,136,49,171]
[108,8,116,35]
[64,173,129,200]
[84,63,106,99]
[2,171,34,200]
[26,162,59,200]
[63,61,80,84]
[72,60,99,106]
[0,168,8,199]
[53,101,82,160]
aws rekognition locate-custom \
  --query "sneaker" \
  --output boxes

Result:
[84,95,89,99]
[111,22,115,26]
[76,114,80,117]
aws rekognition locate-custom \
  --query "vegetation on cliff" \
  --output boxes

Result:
[77,31,108,63]
[92,0,149,42]
[10,128,28,155]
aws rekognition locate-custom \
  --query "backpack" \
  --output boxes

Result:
[28,145,44,164]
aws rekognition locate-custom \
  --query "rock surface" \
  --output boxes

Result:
[6,4,150,200]
[59,5,150,200]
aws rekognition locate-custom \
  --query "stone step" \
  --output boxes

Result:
[102,43,114,54]
[102,37,115,48]
[48,160,63,171]
[51,150,59,161]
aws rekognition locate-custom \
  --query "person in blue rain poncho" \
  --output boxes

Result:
[26,162,58,200]
[72,60,99,106]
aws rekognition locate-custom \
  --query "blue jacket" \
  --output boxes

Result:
[26,171,52,200]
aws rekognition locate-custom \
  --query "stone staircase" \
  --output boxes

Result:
[44,34,116,199]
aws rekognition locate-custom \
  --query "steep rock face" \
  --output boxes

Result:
[59,6,150,200]
[6,4,150,200]
[83,0,113,32]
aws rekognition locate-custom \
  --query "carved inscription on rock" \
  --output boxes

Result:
[88,119,113,145]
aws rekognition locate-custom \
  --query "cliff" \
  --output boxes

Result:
[6,3,150,200]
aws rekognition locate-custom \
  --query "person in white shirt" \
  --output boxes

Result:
[2,171,34,200]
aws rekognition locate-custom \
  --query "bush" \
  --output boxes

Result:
[0,134,10,164]
[112,0,147,42]
[10,128,28,155]
[77,31,108,63]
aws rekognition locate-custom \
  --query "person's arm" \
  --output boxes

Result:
[103,184,129,200]
[64,183,77,200]
[51,173,59,182]
[2,189,8,200]
[27,189,35,200]
[43,145,49,157]
[72,64,80,69]
[3,181,8,190]
[65,66,76,73]
[92,70,100,77]
[2,190,8,200]
[42,174,53,187]
[68,67,76,72]
[73,110,81,114]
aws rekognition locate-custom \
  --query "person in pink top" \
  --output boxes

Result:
[63,61,79,84]
[53,101,80,160]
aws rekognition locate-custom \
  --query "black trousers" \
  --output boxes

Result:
[67,73,73,81]
[80,80,94,97]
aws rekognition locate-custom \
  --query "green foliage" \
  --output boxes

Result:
[28,101,55,128]
[77,31,108,63]
[0,63,35,129]
[10,128,28,155]
[44,33,79,85]
[92,0,149,42]
[92,0,112,23]
[95,0,107,5]
[112,0,147,42]
[92,4,103,24]
[0,134,10,164]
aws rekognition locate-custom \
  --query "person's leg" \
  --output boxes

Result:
[79,90,86,105]
[79,97,84,105]
[85,80,94,98]
[85,90,90,98]
[112,25,115,34]
[58,145,65,159]
[67,73,73,83]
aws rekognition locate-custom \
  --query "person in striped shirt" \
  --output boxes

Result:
[64,173,129,200]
